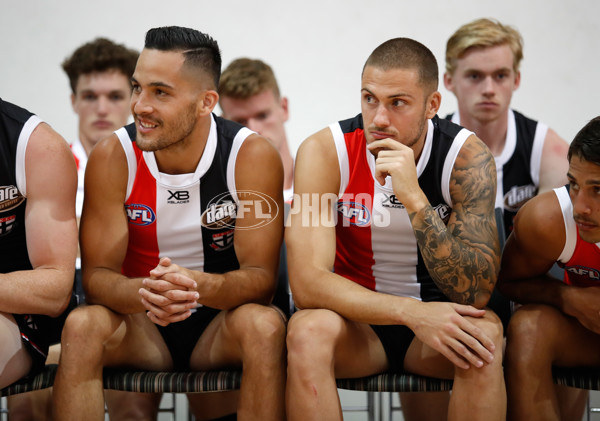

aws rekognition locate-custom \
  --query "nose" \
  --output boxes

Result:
[482,76,495,97]
[246,118,264,134]
[372,104,390,128]
[572,189,592,216]
[132,91,152,115]
[96,96,109,115]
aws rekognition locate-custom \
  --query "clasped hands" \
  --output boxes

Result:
[139,257,200,326]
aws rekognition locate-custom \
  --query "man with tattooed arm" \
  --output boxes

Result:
[284,37,505,421]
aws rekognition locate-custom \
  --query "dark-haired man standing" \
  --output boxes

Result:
[53,26,286,421]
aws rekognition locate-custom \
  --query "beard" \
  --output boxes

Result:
[135,102,198,152]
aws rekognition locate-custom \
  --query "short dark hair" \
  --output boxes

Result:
[144,26,221,89]
[568,116,600,167]
[62,37,139,94]
[363,38,438,94]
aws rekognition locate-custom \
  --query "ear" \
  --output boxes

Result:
[513,70,521,91]
[425,91,442,119]
[443,72,454,92]
[280,96,289,123]
[199,90,219,115]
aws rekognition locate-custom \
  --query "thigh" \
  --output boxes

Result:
[0,312,32,387]
[403,309,503,379]
[188,304,285,370]
[69,305,173,371]
[537,307,600,367]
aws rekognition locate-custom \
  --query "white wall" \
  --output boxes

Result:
[1,0,599,154]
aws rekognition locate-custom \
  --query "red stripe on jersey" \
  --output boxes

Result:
[122,146,160,277]
[563,227,600,286]
[334,128,377,290]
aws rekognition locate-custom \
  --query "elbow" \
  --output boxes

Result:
[46,283,74,318]
[471,291,492,310]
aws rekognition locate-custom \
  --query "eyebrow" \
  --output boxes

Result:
[361,87,411,99]
[567,172,600,185]
[130,77,174,90]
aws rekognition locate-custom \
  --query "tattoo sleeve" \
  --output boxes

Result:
[409,138,500,306]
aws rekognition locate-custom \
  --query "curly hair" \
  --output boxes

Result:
[62,38,139,93]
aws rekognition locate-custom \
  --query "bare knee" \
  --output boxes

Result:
[287,309,343,364]
[506,304,564,365]
[228,304,286,352]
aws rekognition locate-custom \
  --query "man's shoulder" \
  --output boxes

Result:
[338,113,364,134]
[214,114,246,140]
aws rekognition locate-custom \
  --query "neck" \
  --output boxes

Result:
[154,116,211,174]
[458,110,508,156]
[278,136,294,190]
[78,134,94,156]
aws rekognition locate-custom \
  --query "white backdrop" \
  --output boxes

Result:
[1,0,599,154]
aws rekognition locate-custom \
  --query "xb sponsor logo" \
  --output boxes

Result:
[210,229,235,251]
[202,190,279,231]
[504,184,536,212]
[126,204,156,226]
[0,185,24,212]
[381,193,404,209]
[167,190,190,204]
[338,201,371,226]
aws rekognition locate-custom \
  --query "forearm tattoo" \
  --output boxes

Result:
[409,140,500,305]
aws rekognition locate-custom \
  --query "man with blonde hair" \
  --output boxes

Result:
[444,18,569,235]
[417,17,580,421]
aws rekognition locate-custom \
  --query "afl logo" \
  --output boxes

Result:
[125,204,156,226]
[338,201,371,226]
[0,185,24,212]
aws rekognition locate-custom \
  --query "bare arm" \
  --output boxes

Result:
[497,190,600,333]
[538,128,569,193]
[0,123,77,317]
[370,135,500,308]
[80,134,151,313]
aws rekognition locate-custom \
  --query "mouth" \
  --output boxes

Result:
[93,120,114,129]
[369,130,395,141]
[136,117,159,133]
[574,218,597,231]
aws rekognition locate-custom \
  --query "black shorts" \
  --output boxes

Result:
[370,324,415,373]
[14,314,51,377]
[157,306,221,370]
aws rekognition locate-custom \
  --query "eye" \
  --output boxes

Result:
[110,93,126,101]
[131,84,141,94]
[569,180,580,191]
[496,72,509,80]
[392,99,405,107]
[467,73,480,81]
[256,112,269,121]
[81,93,97,101]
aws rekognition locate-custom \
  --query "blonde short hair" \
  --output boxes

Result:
[219,58,280,100]
[445,18,523,75]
